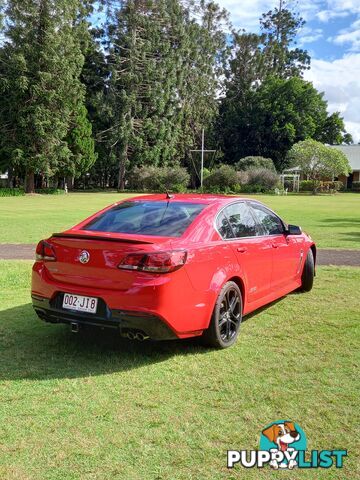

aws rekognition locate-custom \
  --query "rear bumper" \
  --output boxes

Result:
[32,261,214,338]
[32,294,178,340]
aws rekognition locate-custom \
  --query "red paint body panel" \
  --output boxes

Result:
[31,194,315,338]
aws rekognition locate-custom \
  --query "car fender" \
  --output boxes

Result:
[204,256,248,324]
[309,242,317,266]
[184,242,248,326]
[303,242,316,276]
[185,242,247,293]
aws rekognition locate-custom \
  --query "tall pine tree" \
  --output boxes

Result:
[106,0,184,189]
[0,0,94,192]
[178,1,228,166]
[260,0,310,78]
[104,0,228,189]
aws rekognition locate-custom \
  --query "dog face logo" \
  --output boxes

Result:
[260,420,306,470]
[262,421,300,452]
[228,421,347,470]
[79,250,90,264]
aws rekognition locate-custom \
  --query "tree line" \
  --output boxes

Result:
[0,0,353,193]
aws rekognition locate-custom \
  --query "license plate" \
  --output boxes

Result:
[62,293,98,314]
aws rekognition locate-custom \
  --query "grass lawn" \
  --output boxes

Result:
[0,192,359,248]
[0,261,358,479]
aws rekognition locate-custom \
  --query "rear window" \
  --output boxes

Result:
[83,201,206,237]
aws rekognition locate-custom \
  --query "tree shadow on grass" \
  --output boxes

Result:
[340,232,360,243]
[0,294,297,382]
[320,218,360,245]
[320,218,360,228]
[0,303,211,382]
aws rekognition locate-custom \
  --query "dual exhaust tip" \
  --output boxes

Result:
[70,323,149,341]
[125,330,150,342]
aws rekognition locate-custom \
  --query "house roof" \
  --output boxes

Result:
[282,167,301,172]
[331,145,360,171]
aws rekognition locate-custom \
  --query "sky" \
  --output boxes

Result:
[217,0,360,142]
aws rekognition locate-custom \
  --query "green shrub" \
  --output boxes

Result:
[333,181,343,191]
[240,184,267,193]
[235,156,276,172]
[202,185,241,194]
[0,188,25,197]
[160,165,190,190]
[171,183,188,193]
[35,188,65,195]
[202,168,211,180]
[236,170,249,185]
[247,168,279,191]
[299,180,314,191]
[300,180,344,194]
[352,181,360,191]
[128,166,157,190]
[203,165,238,190]
[318,181,343,193]
[128,165,190,191]
[202,165,278,193]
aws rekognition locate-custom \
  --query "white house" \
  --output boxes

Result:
[331,145,360,188]
[0,171,8,187]
[283,145,360,190]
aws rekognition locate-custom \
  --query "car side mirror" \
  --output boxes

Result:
[286,224,302,235]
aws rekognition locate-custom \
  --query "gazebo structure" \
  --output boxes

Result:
[280,168,300,193]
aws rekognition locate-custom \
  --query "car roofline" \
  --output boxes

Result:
[117,193,251,206]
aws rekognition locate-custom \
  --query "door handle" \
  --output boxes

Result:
[237,247,247,253]
[272,243,279,249]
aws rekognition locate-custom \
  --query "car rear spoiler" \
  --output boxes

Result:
[51,233,154,244]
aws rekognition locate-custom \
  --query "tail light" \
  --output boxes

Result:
[119,250,187,273]
[36,240,57,261]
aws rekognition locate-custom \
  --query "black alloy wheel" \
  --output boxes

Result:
[203,281,242,348]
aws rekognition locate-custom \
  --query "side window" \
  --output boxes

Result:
[218,203,259,239]
[251,203,284,235]
[216,211,234,239]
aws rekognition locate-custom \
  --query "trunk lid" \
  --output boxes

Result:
[44,232,173,290]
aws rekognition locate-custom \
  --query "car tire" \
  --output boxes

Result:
[300,249,314,292]
[202,281,243,349]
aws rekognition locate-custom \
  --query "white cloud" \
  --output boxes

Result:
[216,1,326,50]
[298,1,325,21]
[324,0,360,14]
[317,10,349,22]
[304,54,360,142]
[216,1,273,30]
[332,18,360,51]
[317,1,360,51]
[217,0,324,29]
[217,0,360,32]
[299,33,323,44]
[299,27,323,45]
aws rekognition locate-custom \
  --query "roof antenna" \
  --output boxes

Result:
[165,188,174,200]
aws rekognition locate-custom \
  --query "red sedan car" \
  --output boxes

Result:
[32,194,316,348]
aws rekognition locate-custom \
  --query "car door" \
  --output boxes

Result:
[249,202,302,292]
[216,202,273,305]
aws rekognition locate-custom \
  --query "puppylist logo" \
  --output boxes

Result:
[227,420,347,470]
